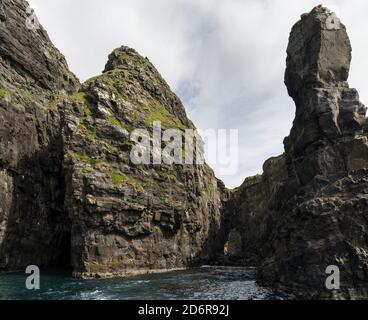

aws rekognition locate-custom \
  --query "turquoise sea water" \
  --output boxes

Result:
[0,266,283,300]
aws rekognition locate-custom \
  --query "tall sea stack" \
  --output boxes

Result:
[225,6,368,299]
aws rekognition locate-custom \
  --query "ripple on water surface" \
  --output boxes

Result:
[0,266,285,300]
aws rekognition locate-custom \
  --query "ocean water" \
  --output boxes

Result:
[0,266,283,300]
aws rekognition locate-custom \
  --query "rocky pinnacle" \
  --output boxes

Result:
[284,5,368,185]
[225,6,368,299]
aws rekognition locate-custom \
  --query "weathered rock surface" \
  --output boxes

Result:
[61,47,227,278]
[0,0,79,270]
[0,0,227,278]
[225,6,368,299]
[223,155,287,264]
[1,0,368,300]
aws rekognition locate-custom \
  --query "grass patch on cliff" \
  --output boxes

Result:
[242,174,262,185]
[83,105,93,117]
[69,92,87,104]
[156,168,176,180]
[105,68,129,77]
[107,116,134,133]
[121,140,134,151]
[144,101,185,130]
[79,123,96,141]
[0,87,10,99]
[104,143,118,154]
[68,150,105,168]
[113,49,132,62]
[111,49,146,69]
[107,116,122,127]
[107,171,144,192]
[229,188,239,194]
[204,183,215,197]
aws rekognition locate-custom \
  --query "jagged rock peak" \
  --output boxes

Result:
[104,46,146,72]
[98,45,191,127]
[285,5,352,99]
[284,5,367,185]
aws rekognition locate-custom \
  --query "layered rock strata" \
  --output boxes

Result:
[0,0,227,278]
[1,0,368,299]
[225,6,368,299]
[61,47,227,278]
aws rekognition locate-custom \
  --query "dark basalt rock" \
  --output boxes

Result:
[225,6,368,299]
[1,0,367,299]
[61,46,228,278]
[0,0,79,270]
[223,155,287,265]
[0,0,227,278]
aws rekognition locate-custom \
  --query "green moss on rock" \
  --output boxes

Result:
[83,105,93,117]
[107,116,134,132]
[144,101,185,130]
[229,188,239,194]
[156,169,176,180]
[0,87,10,99]
[105,143,118,154]
[79,122,96,141]
[69,92,87,104]
[107,171,144,192]
[107,116,122,127]
[68,150,105,168]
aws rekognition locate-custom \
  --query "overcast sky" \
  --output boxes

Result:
[28,0,368,188]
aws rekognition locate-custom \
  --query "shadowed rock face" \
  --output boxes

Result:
[223,155,287,265]
[225,6,368,299]
[0,0,79,269]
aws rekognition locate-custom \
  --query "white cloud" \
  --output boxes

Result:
[28,0,368,188]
